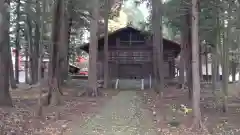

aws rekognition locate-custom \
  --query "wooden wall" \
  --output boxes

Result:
[95,28,177,80]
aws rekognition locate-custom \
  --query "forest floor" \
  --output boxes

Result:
[0,80,120,135]
[1,79,240,134]
[71,90,157,135]
[141,82,240,135]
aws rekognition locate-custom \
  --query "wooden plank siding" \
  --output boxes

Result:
[80,27,181,80]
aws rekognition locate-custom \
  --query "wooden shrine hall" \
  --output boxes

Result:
[80,27,181,89]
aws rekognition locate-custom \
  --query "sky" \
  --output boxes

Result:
[137,0,168,18]
[82,0,169,43]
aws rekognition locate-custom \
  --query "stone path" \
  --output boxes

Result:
[72,91,156,135]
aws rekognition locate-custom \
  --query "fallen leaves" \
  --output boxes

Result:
[140,86,240,135]
[0,91,111,135]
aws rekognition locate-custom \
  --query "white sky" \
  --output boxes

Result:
[129,0,169,21]
[82,0,169,43]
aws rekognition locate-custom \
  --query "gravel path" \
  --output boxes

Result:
[72,91,156,135]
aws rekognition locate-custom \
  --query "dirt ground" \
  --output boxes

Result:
[2,80,240,135]
[0,84,119,135]
[139,82,240,135]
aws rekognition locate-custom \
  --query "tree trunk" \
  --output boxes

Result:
[47,0,65,105]
[31,23,40,84]
[24,38,29,84]
[0,1,13,106]
[186,11,193,100]
[63,16,72,81]
[6,0,17,89]
[24,17,33,84]
[186,43,193,99]
[151,0,158,92]
[103,0,109,89]
[62,1,74,82]
[199,46,202,81]
[212,47,217,94]
[38,0,46,83]
[14,0,21,84]
[152,0,164,94]
[191,0,202,128]
[205,52,208,81]
[9,46,17,89]
[222,28,229,113]
[178,32,186,88]
[24,13,33,84]
[88,0,100,96]
[222,30,228,113]
[231,61,237,82]
[212,12,220,93]
[216,12,221,82]
[221,3,232,113]
[59,11,68,86]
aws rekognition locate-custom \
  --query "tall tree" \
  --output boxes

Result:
[191,0,202,129]
[59,0,71,86]
[211,0,220,94]
[7,0,17,89]
[9,46,17,89]
[103,0,109,88]
[88,0,99,96]
[186,10,193,100]
[24,12,33,84]
[38,0,46,83]
[14,0,21,83]
[30,0,41,84]
[221,2,231,113]
[152,0,164,94]
[0,1,13,106]
[178,31,186,89]
[47,0,65,105]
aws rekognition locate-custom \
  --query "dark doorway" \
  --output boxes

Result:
[118,64,143,79]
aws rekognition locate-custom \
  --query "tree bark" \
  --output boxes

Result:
[14,0,21,84]
[31,22,40,84]
[151,0,158,92]
[63,16,72,81]
[152,0,164,94]
[63,1,74,81]
[222,30,228,113]
[231,61,237,82]
[24,9,33,84]
[212,11,220,93]
[212,48,217,94]
[24,37,29,84]
[199,45,202,81]
[88,0,100,96]
[103,0,109,89]
[24,16,33,84]
[221,2,232,113]
[191,0,202,128]
[178,32,186,88]
[47,0,65,105]
[0,1,13,106]
[59,8,68,86]
[205,51,208,81]
[6,0,17,89]
[38,0,46,83]
[186,11,193,100]
[9,46,17,89]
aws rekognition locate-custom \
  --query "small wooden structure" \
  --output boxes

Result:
[80,27,180,83]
